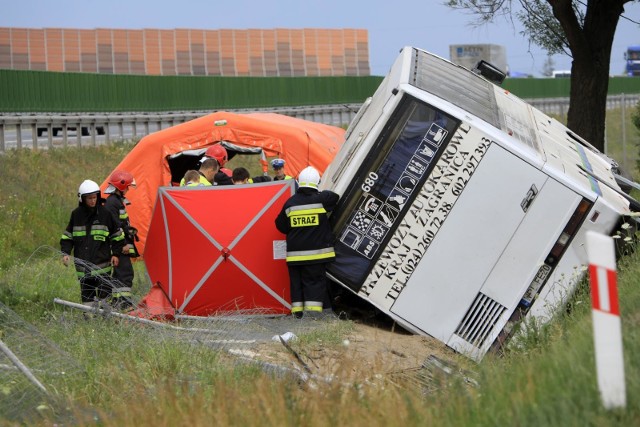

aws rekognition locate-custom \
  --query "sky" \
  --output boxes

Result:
[2,0,639,77]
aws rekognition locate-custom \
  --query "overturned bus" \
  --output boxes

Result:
[321,46,637,361]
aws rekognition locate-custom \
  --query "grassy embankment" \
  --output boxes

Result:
[0,106,639,426]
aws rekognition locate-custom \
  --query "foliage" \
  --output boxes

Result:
[445,0,636,152]
[516,0,583,56]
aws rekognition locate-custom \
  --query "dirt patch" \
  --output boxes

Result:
[238,316,463,385]
[221,291,472,385]
[333,321,453,370]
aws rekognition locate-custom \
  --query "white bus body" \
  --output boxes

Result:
[321,47,632,361]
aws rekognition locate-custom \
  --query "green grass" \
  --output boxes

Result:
[552,101,640,179]
[0,142,269,274]
[0,142,134,273]
[605,104,640,179]
[1,116,640,425]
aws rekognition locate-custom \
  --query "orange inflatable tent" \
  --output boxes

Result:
[100,111,345,256]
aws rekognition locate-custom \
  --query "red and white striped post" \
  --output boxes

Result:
[585,231,626,409]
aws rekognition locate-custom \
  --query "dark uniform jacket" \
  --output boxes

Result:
[275,188,339,265]
[104,192,139,257]
[60,203,125,275]
[214,169,233,186]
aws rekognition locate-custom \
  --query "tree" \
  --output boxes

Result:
[446,0,638,152]
[633,101,640,173]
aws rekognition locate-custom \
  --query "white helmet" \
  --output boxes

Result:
[297,166,321,189]
[78,179,101,202]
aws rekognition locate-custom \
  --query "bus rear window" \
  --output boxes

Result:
[329,96,460,290]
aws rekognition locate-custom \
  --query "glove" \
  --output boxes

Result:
[128,227,140,242]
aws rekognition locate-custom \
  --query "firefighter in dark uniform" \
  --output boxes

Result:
[104,170,139,310]
[61,180,125,307]
[275,166,339,319]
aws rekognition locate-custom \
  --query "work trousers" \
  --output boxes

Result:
[287,262,332,314]
[112,255,134,287]
[111,255,134,309]
[79,275,112,304]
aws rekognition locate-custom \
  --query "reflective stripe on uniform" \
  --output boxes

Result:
[90,226,110,241]
[298,181,318,188]
[76,265,112,277]
[112,287,132,298]
[111,229,125,242]
[119,209,128,220]
[91,225,109,234]
[72,225,87,237]
[285,203,326,216]
[291,301,303,314]
[61,231,72,240]
[286,247,335,263]
[111,292,132,298]
[303,302,323,312]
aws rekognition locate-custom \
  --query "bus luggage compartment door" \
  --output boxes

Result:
[389,144,581,357]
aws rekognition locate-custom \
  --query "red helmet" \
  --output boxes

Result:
[108,170,136,192]
[205,144,228,167]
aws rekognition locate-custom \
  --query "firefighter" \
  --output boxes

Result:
[61,179,125,308]
[203,144,233,185]
[271,158,293,181]
[179,158,219,186]
[275,166,340,319]
[104,170,139,310]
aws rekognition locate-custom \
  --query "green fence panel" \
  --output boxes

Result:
[0,69,637,113]
[607,77,640,95]
[503,76,640,99]
[0,70,384,112]
[503,77,571,98]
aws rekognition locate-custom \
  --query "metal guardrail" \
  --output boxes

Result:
[0,95,638,153]
[527,93,640,117]
[0,104,361,152]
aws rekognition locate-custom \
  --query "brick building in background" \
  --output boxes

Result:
[0,27,370,77]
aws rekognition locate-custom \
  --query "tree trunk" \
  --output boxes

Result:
[556,0,627,152]
[567,60,608,152]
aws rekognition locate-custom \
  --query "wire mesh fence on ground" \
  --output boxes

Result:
[0,300,86,424]
[0,246,473,423]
